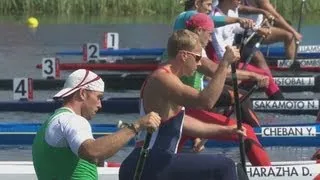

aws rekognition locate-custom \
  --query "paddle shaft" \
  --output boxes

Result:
[116,121,152,179]
[297,0,305,34]
[224,84,259,117]
[133,132,152,180]
[242,18,273,70]
[231,63,246,172]
[292,0,305,69]
[195,84,258,150]
[241,37,264,70]
[233,33,247,172]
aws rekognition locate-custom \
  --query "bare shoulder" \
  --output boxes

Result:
[151,70,199,99]
[150,69,183,88]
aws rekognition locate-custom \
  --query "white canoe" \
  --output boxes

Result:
[0,161,319,180]
[0,161,119,180]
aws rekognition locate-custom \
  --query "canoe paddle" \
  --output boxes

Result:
[224,84,259,117]
[241,18,274,70]
[290,0,306,71]
[196,34,250,178]
[117,120,152,180]
[232,33,247,173]
[193,84,258,151]
[133,132,152,180]
[241,36,264,70]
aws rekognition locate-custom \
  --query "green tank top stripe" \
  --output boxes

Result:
[181,71,204,91]
[32,107,98,180]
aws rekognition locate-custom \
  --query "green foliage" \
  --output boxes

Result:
[270,0,319,23]
[0,0,184,16]
[0,0,319,24]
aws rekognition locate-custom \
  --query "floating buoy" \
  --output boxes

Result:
[27,17,39,29]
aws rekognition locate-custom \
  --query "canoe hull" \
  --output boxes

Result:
[0,161,318,180]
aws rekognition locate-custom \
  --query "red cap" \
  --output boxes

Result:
[186,13,214,31]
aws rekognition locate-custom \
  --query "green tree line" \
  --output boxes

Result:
[0,0,319,21]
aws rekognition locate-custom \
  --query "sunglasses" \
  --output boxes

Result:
[180,50,202,62]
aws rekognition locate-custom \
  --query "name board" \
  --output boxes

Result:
[253,100,319,110]
[298,45,320,53]
[247,164,320,179]
[277,59,320,68]
[273,77,315,86]
[261,126,316,137]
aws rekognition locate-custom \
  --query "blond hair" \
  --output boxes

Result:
[167,29,200,58]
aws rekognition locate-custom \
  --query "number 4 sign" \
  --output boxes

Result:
[13,78,33,101]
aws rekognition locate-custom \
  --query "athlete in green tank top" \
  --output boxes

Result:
[32,69,161,180]
[181,71,204,91]
[32,108,97,180]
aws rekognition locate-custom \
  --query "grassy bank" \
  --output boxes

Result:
[0,0,183,16]
[271,0,320,22]
[1,0,319,22]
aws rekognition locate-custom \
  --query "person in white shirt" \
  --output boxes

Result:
[210,0,285,100]
[212,0,271,71]
[32,69,161,180]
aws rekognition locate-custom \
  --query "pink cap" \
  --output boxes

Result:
[186,13,214,31]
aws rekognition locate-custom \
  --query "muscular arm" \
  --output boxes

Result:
[258,0,298,35]
[238,4,268,16]
[59,115,140,164]
[212,15,227,27]
[211,14,245,27]
[197,57,256,81]
[183,115,234,138]
[197,57,218,77]
[225,16,242,25]
[78,128,137,164]
[157,60,230,110]
[78,112,160,164]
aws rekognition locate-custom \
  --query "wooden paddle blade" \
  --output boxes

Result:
[237,163,249,180]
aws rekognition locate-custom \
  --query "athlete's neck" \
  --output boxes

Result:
[63,101,82,117]
[164,59,185,77]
